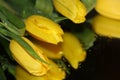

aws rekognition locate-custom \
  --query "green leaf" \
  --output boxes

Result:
[81,0,96,13]
[0,66,6,80]
[4,0,36,18]
[49,12,67,23]
[4,0,35,13]
[74,26,97,50]
[0,14,21,36]
[52,16,67,23]
[7,64,16,76]
[0,5,25,36]
[35,0,53,17]
[0,0,16,13]
[0,5,25,31]
[21,7,38,18]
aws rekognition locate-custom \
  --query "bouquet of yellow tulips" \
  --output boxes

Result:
[0,0,120,80]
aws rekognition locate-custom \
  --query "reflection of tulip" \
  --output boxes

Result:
[9,37,49,76]
[95,0,120,20]
[62,32,86,69]
[53,0,87,23]
[91,14,120,38]
[30,38,63,59]
[15,60,66,80]
[25,15,64,44]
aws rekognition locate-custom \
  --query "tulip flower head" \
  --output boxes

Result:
[25,15,64,44]
[9,37,50,76]
[53,0,87,23]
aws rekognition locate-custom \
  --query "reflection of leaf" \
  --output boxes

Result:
[53,59,70,74]
[81,0,96,13]
[61,21,96,50]
[73,26,97,50]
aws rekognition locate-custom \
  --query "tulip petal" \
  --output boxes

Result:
[95,0,120,20]
[10,37,49,76]
[15,60,66,80]
[30,38,63,59]
[53,0,87,23]
[25,15,64,44]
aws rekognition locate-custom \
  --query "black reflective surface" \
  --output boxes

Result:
[66,37,120,80]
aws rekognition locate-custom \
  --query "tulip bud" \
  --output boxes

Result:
[53,0,87,23]
[9,37,49,76]
[25,15,64,44]
[62,32,86,69]
[95,0,120,20]
[15,60,66,80]
[91,14,120,38]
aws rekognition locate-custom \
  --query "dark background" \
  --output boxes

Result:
[66,37,120,80]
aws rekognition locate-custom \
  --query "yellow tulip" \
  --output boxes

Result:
[15,60,66,80]
[62,32,86,69]
[53,0,87,23]
[9,37,50,76]
[30,38,63,59]
[91,14,120,38]
[95,0,120,20]
[25,15,64,44]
